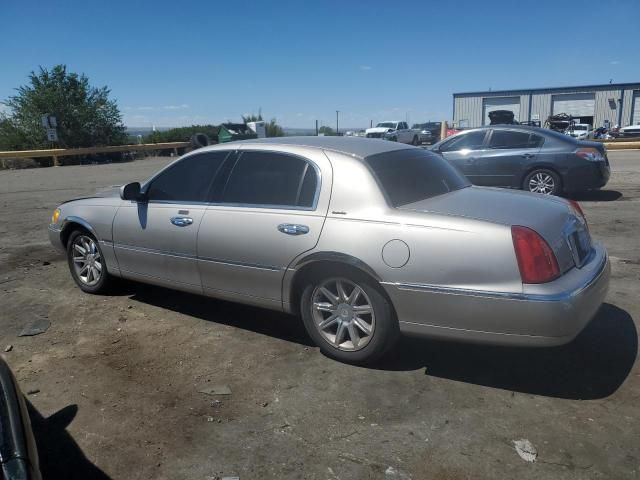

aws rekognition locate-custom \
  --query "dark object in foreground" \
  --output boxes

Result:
[0,357,41,480]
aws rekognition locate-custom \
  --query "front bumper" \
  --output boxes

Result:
[48,224,65,254]
[384,242,610,347]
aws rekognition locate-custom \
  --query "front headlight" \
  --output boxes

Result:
[51,208,61,224]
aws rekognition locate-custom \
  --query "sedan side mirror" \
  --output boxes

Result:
[120,182,143,201]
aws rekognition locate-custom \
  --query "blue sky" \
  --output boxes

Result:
[2,0,638,128]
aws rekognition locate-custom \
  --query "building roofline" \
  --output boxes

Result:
[453,82,640,97]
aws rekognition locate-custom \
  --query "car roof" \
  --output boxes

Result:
[202,136,415,159]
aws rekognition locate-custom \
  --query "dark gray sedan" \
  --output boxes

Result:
[430,126,610,195]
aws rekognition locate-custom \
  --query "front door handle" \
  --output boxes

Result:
[522,153,535,159]
[278,223,309,235]
[170,216,193,227]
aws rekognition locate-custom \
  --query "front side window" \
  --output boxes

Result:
[439,130,486,152]
[221,151,318,208]
[488,130,543,149]
[366,149,470,207]
[146,151,228,202]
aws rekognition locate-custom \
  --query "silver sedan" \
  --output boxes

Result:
[48,137,610,363]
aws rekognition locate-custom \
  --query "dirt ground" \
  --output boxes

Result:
[0,152,639,480]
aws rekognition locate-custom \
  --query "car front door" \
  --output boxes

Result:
[474,129,544,187]
[438,130,488,183]
[197,147,332,309]
[112,151,230,291]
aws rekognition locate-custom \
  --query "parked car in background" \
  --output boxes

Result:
[366,121,419,145]
[413,122,441,144]
[49,137,609,364]
[618,124,640,139]
[566,123,593,140]
[430,125,610,196]
[1,357,41,480]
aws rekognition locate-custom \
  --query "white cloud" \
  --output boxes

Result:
[359,65,372,71]
[163,104,189,110]
[610,60,621,65]
[0,104,10,115]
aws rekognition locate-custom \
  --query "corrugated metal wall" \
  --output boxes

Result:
[454,84,640,128]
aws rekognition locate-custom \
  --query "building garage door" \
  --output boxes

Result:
[483,96,520,126]
[632,91,640,125]
[551,93,595,117]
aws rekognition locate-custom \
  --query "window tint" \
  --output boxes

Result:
[221,151,318,208]
[147,151,228,202]
[489,130,543,149]
[366,149,470,207]
[439,131,486,152]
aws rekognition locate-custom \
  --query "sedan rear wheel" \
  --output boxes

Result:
[67,230,112,293]
[524,169,561,196]
[300,272,399,364]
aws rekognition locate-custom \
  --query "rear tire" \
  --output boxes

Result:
[523,168,562,196]
[66,230,112,294]
[300,270,399,364]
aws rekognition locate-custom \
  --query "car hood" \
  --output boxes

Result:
[400,186,577,272]
[366,127,393,134]
[61,186,121,205]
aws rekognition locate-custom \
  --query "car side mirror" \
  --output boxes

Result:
[120,182,143,201]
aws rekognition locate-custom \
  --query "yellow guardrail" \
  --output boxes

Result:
[0,142,191,167]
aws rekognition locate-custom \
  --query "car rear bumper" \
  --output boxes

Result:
[383,242,610,347]
[48,224,65,254]
[564,161,610,192]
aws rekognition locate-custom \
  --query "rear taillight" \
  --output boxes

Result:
[511,226,560,284]
[568,199,585,219]
[575,147,604,162]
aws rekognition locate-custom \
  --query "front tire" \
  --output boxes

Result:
[412,135,420,146]
[300,272,399,364]
[66,230,112,294]
[523,168,562,196]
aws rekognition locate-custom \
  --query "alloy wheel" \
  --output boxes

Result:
[311,278,376,351]
[71,235,103,286]
[528,172,555,194]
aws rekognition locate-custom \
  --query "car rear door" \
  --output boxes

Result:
[197,146,332,309]
[474,129,543,187]
[438,130,488,182]
[112,150,229,292]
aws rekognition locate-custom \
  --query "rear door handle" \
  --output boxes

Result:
[170,216,193,227]
[522,153,535,159]
[278,224,309,235]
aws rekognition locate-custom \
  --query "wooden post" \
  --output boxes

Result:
[440,121,448,140]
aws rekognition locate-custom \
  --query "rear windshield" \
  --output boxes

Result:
[365,149,470,207]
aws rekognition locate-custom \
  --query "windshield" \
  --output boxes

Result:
[365,149,470,207]
[572,125,588,131]
[376,122,397,129]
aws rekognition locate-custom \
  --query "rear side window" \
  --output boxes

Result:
[439,130,486,152]
[366,149,470,207]
[221,151,318,208]
[489,130,544,149]
[147,151,228,202]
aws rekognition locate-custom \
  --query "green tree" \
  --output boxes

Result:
[265,118,284,137]
[0,65,127,150]
[319,125,334,136]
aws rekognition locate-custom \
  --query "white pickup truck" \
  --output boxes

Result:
[365,121,420,145]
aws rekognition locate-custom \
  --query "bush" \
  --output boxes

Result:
[143,125,219,144]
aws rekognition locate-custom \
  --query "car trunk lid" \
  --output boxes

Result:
[400,186,587,274]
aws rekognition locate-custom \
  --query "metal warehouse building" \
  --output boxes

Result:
[453,82,640,129]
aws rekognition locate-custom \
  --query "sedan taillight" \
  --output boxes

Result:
[511,226,560,284]
[575,147,604,162]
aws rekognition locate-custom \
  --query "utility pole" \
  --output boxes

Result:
[336,110,340,136]
[315,119,319,136]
